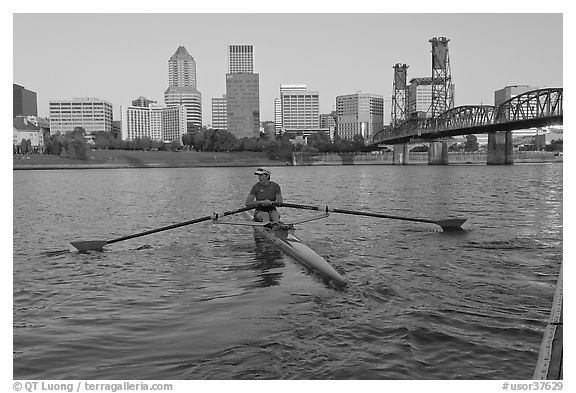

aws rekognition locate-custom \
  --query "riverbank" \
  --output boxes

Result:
[13,150,288,170]
[12,149,562,170]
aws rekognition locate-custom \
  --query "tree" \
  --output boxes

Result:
[241,137,257,151]
[464,135,479,152]
[182,133,193,148]
[307,131,332,152]
[133,137,152,151]
[93,131,121,150]
[545,139,563,152]
[62,136,89,160]
[169,140,181,151]
[192,129,206,151]
[20,138,31,154]
[352,134,366,151]
[211,129,240,152]
[264,135,294,161]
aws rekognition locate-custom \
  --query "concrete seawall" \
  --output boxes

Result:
[292,151,563,166]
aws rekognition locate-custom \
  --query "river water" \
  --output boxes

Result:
[13,163,562,380]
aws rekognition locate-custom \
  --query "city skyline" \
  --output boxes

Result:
[13,13,563,126]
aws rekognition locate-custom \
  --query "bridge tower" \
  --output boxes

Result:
[391,63,409,127]
[429,37,454,118]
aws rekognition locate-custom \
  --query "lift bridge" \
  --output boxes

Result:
[372,87,563,164]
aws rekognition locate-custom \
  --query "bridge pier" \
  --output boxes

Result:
[393,144,410,165]
[428,141,449,165]
[487,131,514,165]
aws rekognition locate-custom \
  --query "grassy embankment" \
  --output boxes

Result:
[13,150,286,169]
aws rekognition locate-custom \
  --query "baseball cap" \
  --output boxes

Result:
[254,168,271,176]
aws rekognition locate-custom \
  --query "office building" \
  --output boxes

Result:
[494,85,536,106]
[407,77,455,118]
[407,78,433,118]
[262,121,275,139]
[149,104,163,141]
[162,105,188,143]
[274,98,282,134]
[226,44,260,138]
[164,46,202,129]
[132,96,157,107]
[228,45,254,74]
[121,104,186,144]
[319,112,337,129]
[336,93,384,142]
[226,74,260,138]
[13,84,38,117]
[281,85,320,131]
[211,96,228,130]
[49,97,113,135]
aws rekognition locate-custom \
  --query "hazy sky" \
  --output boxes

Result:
[13,13,563,125]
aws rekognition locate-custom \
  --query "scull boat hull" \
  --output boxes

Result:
[242,212,346,286]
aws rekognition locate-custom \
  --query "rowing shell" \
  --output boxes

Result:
[240,211,347,286]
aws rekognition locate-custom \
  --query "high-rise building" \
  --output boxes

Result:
[132,96,157,108]
[49,97,113,135]
[13,84,38,117]
[228,45,254,74]
[274,98,282,134]
[226,74,260,138]
[494,85,536,106]
[407,76,455,119]
[162,105,188,143]
[226,44,260,138]
[407,78,433,118]
[149,104,164,141]
[319,111,337,141]
[211,96,228,130]
[121,104,186,144]
[164,46,202,129]
[281,85,320,131]
[319,112,337,129]
[336,93,384,142]
[262,121,275,139]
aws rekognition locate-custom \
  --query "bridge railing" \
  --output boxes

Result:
[374,87,563,143]
[495,88,563,123]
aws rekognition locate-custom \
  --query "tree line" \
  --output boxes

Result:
[23,127,376,162]
[16,127,563,162]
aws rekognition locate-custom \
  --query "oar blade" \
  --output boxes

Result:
[436,218,467,231]
[70,240,108,253]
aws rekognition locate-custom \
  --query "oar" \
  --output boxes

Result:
[70,206,255,252]
[275,202,466,232]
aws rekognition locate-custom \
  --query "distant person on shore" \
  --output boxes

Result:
[245,168,283,223]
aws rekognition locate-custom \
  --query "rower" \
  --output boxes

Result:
[245,167,284,224]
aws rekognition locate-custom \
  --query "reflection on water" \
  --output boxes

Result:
[250,232,285,287]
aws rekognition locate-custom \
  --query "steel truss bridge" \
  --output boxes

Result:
[373,88,563,145]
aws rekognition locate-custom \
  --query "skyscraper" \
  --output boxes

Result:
[228,45,254,74]
[226,44,260,138]
[164,46,202,129]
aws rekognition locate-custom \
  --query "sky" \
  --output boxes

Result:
[12,11,564,126]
